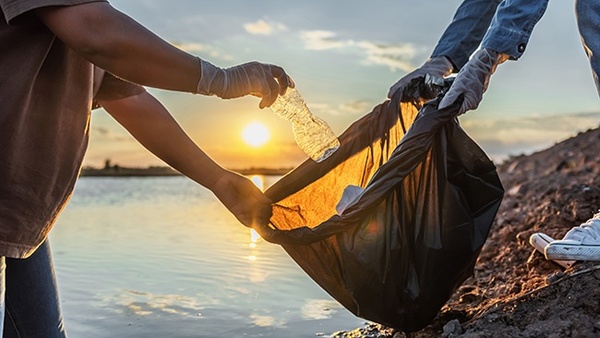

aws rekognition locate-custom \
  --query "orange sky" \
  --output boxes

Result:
[83,0,600,170]
[86,92,310,169]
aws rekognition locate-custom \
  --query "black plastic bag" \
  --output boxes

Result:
[254,89,504,332]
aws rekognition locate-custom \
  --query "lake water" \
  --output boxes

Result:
[49,176,366,338]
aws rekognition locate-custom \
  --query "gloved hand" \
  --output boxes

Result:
[197,59,294,109]
[387,56,454,98]
[210,170,273,228]
[438,48,509,115]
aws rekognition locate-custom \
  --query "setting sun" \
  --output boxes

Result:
[242,122,270,147]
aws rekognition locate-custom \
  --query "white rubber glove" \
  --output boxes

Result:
[387,56,454,98]
[197,59,293,108]
[438,48,509,115]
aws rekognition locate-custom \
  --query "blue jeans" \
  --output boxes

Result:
[576,0,600,96]
[0,241,67,338]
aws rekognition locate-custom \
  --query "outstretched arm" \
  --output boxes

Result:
[388,0,548,102]
[431,0,502,71]
[438,0,550,115]
[388,0,500,98]
[37,2,198,92]
[35,2,290,107]
[98,91,272,227]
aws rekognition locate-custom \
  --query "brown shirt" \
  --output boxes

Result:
[0,0,144,258]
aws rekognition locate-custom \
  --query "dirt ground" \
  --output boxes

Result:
[336,126,600,337]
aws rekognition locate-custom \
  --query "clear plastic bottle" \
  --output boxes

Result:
[270,88,340,162]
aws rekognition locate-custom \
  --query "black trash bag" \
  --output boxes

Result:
[253,88,504,332]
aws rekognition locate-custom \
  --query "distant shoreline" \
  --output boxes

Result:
[79,166,292,177]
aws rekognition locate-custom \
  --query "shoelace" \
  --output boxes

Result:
[568,211,600,241]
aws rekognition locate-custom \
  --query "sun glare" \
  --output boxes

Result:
[242,122,270,147]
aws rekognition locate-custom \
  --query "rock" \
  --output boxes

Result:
[442,319,463,337]
[338,127,600,337]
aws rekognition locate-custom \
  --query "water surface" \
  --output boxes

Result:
[50,176,365,338]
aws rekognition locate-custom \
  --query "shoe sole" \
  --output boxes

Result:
[545,243,600,261]
[529,233,574,268]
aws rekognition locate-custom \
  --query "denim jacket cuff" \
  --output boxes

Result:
[482,26,529,60]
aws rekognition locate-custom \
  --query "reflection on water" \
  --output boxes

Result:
[249,229,261,245]
[50,176,364,338]
[250,313,285,327]
[302,299,343,320]
[102,290,205,317]
[249,174,264,190]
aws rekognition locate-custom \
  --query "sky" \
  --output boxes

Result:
[86,0,600,169]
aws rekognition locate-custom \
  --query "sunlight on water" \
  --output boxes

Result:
[50,176,365,338]
[250,175,264,190]
[250,228,261,244]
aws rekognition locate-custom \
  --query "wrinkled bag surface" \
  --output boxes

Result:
[254,90,504,332]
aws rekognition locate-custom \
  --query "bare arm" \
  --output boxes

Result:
[98,92,272,227]
[99,91,221,186]
[36,2,198,92]
[35,2,292,108]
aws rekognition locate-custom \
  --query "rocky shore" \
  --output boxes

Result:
[335,126,600,337]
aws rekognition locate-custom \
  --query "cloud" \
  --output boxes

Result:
[299,30,419,71]
[356,41,418,71]
[300,30,348,50]
[339,100,372,114]
[172,42,210,52]
[171,41,234,61]
[91,126,130,142]
[244,19,287,36]
[94,126,110,136]
[461,111,600,161]
[307,100,372,117]
[307,102,340,116]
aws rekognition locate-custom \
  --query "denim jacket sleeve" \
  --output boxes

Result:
[431,0,548,70]
[432,0,502,70]
[481,0,549,60]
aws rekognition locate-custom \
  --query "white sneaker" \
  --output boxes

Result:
[529,232,574,268]
[545,211,600,261]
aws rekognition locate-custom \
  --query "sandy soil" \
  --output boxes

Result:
[334,126,600,337]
